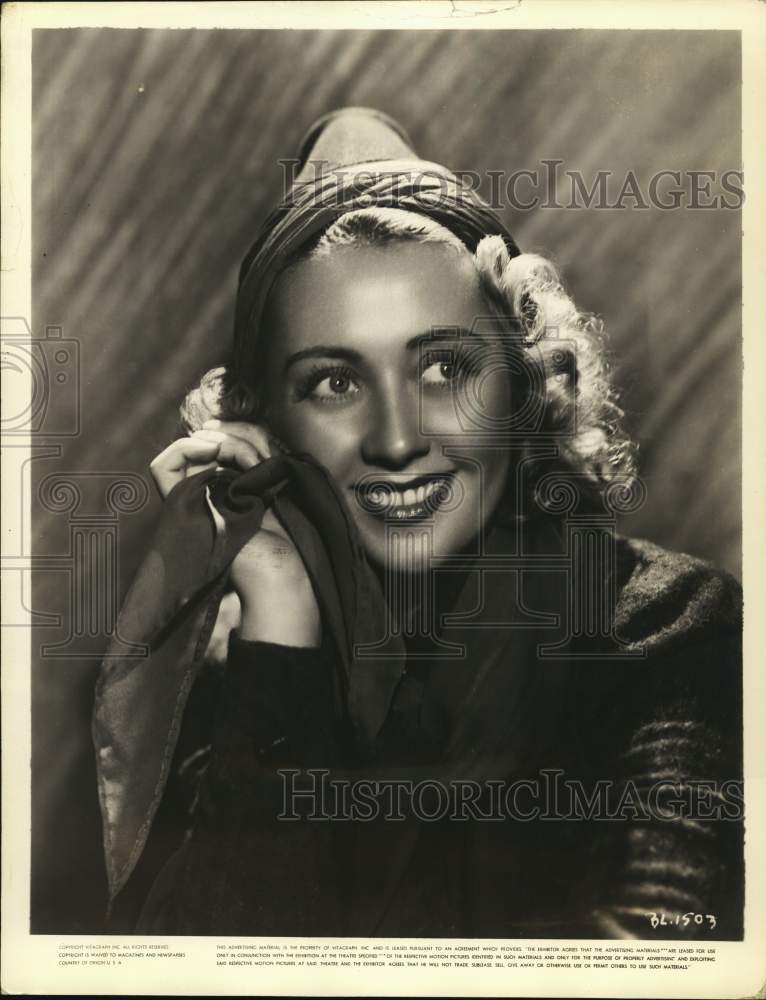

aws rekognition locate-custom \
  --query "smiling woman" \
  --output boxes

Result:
[260,236,513,569]
[94,108,743,939]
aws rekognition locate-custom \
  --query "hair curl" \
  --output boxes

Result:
[474,235,637,510]
[181,207,636,515]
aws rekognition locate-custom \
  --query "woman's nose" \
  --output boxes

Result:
[361,391,430,470]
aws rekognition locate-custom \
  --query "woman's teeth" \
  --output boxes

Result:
[368,478,447,513]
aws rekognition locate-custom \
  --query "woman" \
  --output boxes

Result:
[93,108,743,939]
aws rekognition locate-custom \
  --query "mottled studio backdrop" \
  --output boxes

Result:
[30,29,741,931]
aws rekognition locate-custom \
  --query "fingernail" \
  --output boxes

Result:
[203,419,221,428]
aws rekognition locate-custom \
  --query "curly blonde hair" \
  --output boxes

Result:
[181,207,636,514]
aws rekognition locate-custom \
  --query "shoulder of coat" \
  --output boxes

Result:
[613,536,742,653]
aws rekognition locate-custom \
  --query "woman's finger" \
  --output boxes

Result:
[192,429,260,471]
[202,420,274,459]
[189,433,291,542]
[184,460,220,480]
[150,437,221,498]
[190,432,291,541]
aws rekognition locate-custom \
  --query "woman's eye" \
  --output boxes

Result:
[309,369,360,402]
[421,358,459,387]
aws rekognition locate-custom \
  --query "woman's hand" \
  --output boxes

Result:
[150,421,320,647]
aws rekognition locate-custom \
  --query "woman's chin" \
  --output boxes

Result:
[354,512,481,574]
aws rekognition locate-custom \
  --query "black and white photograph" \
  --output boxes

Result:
[2,1,765,996]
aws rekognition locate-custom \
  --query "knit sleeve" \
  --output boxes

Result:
[589,629,744,940]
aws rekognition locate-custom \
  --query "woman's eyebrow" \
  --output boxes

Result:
[406,327,475,350]
[283,346,365,371]
[283,328,479,371]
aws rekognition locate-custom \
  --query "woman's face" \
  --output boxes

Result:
[262,241,512,571]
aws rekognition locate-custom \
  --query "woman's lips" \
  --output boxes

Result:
[354,474,455,520]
